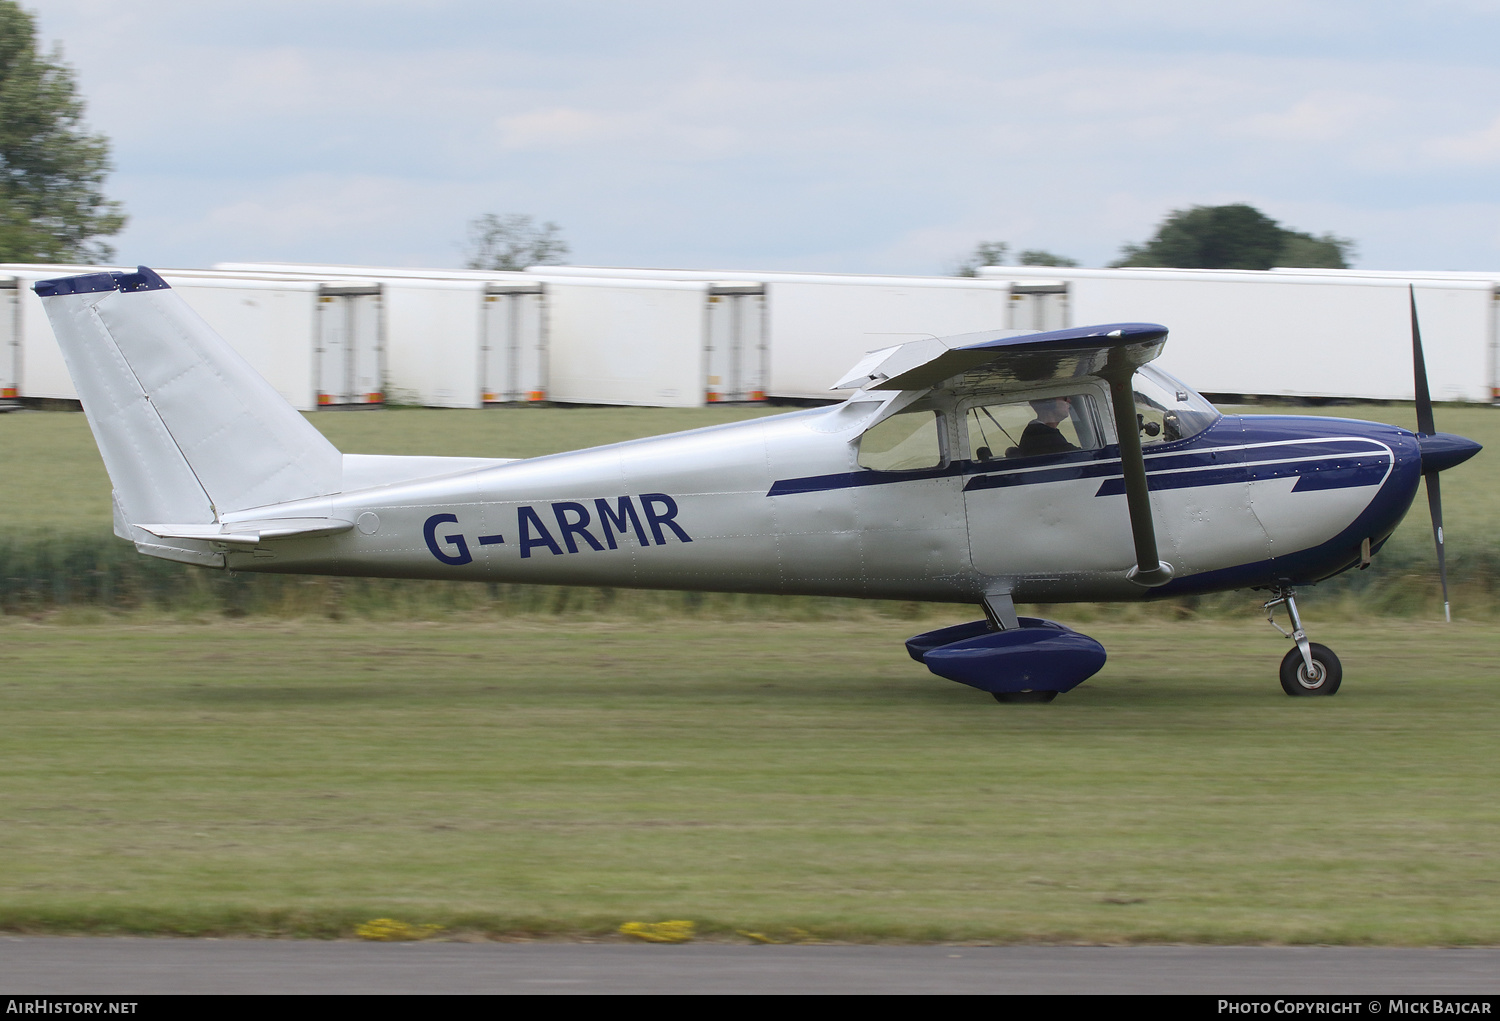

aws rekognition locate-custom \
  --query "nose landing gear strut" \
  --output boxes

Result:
[1264,588,1342,696]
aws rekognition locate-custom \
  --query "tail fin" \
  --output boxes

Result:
[35,267,342,561]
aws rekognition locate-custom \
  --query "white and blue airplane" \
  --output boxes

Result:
[35,266,1481,702]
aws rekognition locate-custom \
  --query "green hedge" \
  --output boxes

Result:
[0,532,1494,621]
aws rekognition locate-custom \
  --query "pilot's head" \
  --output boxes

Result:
[1029,396,1071,426]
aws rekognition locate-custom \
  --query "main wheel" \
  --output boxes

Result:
[1279,644,1342,697]
[992,690,1058,704]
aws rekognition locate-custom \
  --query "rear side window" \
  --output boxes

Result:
[858,410,944,470]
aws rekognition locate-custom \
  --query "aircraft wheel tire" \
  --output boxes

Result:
[1279,644,1342,697]
[992,690,1058,704]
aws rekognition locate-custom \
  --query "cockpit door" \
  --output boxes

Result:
[961,386,1135,578]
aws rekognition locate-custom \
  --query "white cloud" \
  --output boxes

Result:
[25,2,1500,273]
[1235,92,1391,142]
[1424,115,1500,166]
[495,108,622,150]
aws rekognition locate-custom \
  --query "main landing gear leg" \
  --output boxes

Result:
[1264,587,1342,697]
[981,589,1020,632]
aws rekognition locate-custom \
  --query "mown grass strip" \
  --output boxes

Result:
[2,617,1497,945]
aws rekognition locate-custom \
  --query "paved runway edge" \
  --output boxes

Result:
[3,940,1500,996]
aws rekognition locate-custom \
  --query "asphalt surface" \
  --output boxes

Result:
[2,939,1498,995]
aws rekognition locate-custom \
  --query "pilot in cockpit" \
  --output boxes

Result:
[1006,397,1079,458]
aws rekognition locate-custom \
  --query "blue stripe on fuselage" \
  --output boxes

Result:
[1089,454,1391,497]
[767,416,1399,499]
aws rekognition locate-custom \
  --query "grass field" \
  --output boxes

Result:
[2,615,1497,944]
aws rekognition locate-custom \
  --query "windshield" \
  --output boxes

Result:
[1132,365,1220,445]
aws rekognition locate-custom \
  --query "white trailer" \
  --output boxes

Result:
[758,275,1012,399]
[343,274,547,409]
[1268,266,1500,401]
[535,266,1018,400]
[979,265,1497,404]
[0,264,385,410]
[480,280,548,404]
[372,276,486,408]
[701,282,767,402]
[17,258,1495,410]
[218,262,726,408]
[537,276,708,407]
[164,268,385,409]
[217,265,549,409]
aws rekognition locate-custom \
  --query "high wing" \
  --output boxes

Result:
[836,322,1175,588]
[833,322,1168,394]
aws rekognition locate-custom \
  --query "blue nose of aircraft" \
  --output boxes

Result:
[1417,432,1483,474]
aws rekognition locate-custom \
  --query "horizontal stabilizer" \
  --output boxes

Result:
[139,518,355,546]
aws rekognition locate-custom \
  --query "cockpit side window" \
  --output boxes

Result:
[965,392,1101,463]
[857,409,945,470]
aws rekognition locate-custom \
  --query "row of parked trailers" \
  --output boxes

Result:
[1,261,1496,410]
[0,266,390,411]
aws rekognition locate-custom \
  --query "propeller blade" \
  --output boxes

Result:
[1425,470,1450,623]
[1410,285,1435,436]
[1411,286,1451,621]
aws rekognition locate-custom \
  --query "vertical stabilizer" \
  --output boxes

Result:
[35,268,343,560]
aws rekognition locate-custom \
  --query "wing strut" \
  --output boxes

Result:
[1102,352,1173,588]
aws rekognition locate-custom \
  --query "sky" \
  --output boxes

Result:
[25,0,1500,274]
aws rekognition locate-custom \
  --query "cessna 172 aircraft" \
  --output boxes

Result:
[35,267,1482,702]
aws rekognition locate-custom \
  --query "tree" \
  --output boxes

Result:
[1276,230,1356,269]
[952,240,1008,277]
[953,241,1079,275]
[1113,203,1353,270]
[1017,249,1078,267]
[464,213,570,271]
[0,1,126,263]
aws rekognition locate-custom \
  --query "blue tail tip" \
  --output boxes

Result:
[33,266,170,298]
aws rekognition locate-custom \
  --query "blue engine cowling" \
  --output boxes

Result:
[905,618,1106,695]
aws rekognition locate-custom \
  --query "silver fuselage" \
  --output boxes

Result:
[221,393,1422,604]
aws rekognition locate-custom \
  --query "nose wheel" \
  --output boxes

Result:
[1265,588,1342,697]
[1278,642,1342,696]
